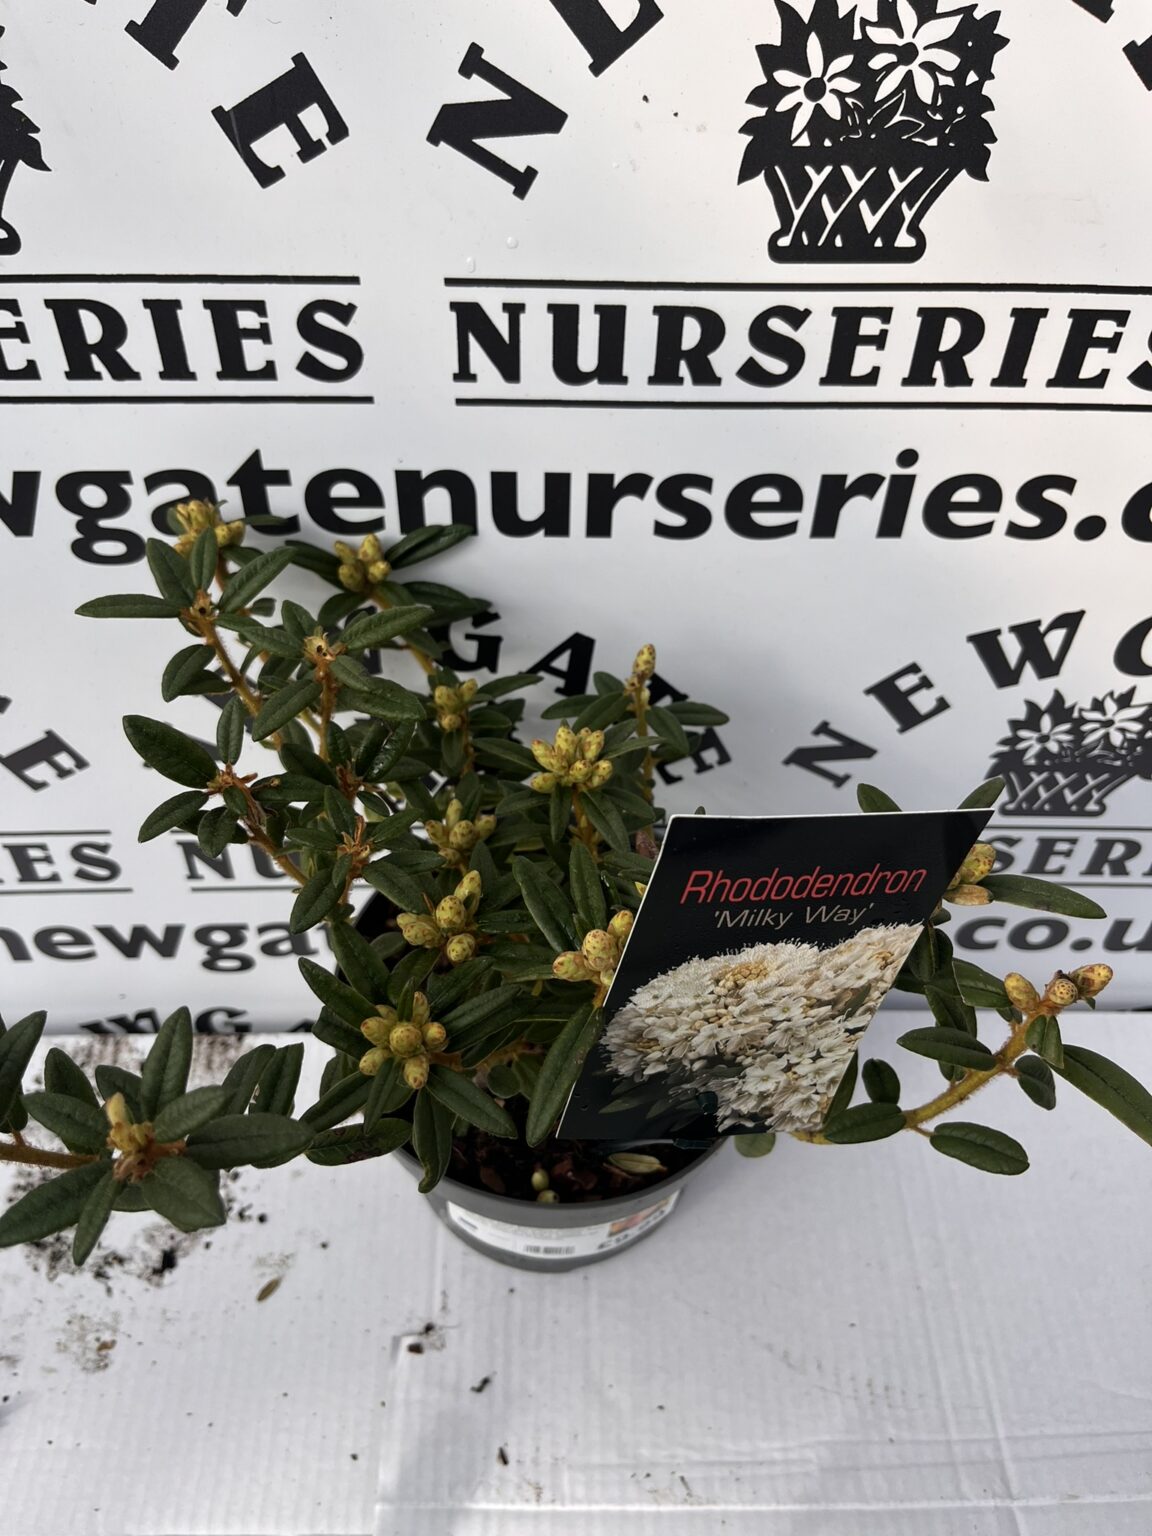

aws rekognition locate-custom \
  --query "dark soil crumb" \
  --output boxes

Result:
[407,1342,424,1355]
[497,1447,509,1466]
[470,1375,492,1394]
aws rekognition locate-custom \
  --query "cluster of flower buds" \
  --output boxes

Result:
[553,910,634,989]
[425,799,497,869]
[104,1093,156,1181]
[433,679,478,733]
[335,534,391,593]
[359,991,448,1090]
[397,870,483,965]
[944,843,997,906]
[530,726,614,794]
[1004,964,1113,1014]
[172,498,245,558]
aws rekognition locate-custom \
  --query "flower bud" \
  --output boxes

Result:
[475,814,497,840]
[553,951,593,983]
[219,520,245,548]
[587,761,614,788]
[423,1022,448,1051]
[358,534,383,564]
[531,740,560,772]
[361,1014,392,1048]
[1069,963,1113,998]
[444,799,464,829]
[459,679,478,703]
[359,1046,389,1077]
[608,909,634,944]
[581,929,618,971]
[338,563,364,592]
[446,933,477,965]
[366,560,390,583]
[530,772,557,794]
[530,1169,550,1192]
[104,1092,130,1129]
[389,1024,423,1058]
[439,712,463,733]
[632,644,656,682]
[567,759,592,784]
[578,729,605,761]
[403,1054,430,1091]
[411,993,431,1027]
[1044,976,1080,1009]
[425,819,447,847]
[956,842,996,885]
[434,685,458,710]
[455,870,483,904]
[608,1152,666,1176]
[554,726,578,766]
[398,914,442,949]
[333,541,356,563]
[946,883,991,906]
[435,895,468,933]
[448,820,476,850]
[1004,973,1041,1011]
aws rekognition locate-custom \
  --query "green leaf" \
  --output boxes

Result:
[216,695,247,764]
[299,958,373,1028]
[162,643,213,703]
[931,1122,1029,1175]
[856,783,901,813]
[289,868,343,934]
[473,738,539,775]
[306,1119,411,1166]
[361,858,427,914]
[139,791,208,842]
[328,921,391,1001]
[198,805,238,859]
[668,701,730,726]
[443,984,524,1032]
[824,1052,858,1123]
[385,523,474,568]
[154,1085,233,1142]
[0,1012,46,1127]
[218,545,296,612]
[44,1048,100,1110]
[952,959,1011,1012]
[1016,1056,1057,1111]
[76,593,183,619]
[647,705,692,759]
[23,1091,109,1154]
[251,1044,305,1118]
[1054,1044,1152,1146]
[0,1163,108,1248]
[386,946,440,1003]
[512,857,576,954]
[252,678,323,742]
[219,1044,276,1115]
[363,1058,412,1131]
[124,715,218,788]
[189,526,218,593]
[146,537,195,605]
[823,1102,906,1143]
[862,1059,901,1104]
[185,1113,312,1170]
[526,1002,603,1146]
[897,1027,998,1072]
[144,1158,227,1232]
[959,777,1005,810]
[568,842,607,937]
[735,1133,777,1158]
[925,986,978,1037]
[340,605,435,651]
[980,874,1105,920]
[1026,1015,1064,1070]
[339,673,427,724]
[140,1007,193,1119]
[300,1071,371,1132]
[427,1066,515,1137]
[94,1065,143,1122]
[312,1006,371,1062]
[72,1170,120,1266]
[580,790,632,854]
[412,1091,454,1192]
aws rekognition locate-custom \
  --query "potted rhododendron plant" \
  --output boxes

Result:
[0,504,1148,1272]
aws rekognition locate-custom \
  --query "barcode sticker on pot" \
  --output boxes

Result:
[444,1192,679,1261]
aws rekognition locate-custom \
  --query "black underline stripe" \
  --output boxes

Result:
[454,398,1152,413]
[991,825,1152,834]
[0,830,111,836]
[443,278,1152,295]
[1,273,361,285]
[188,884,291,893]
[0,396,375,406]
[0,887,135,896]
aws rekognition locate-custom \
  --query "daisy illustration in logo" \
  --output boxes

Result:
[1013,705,1078,765]
[1079,693,1150,752]
[865,0,961,106]
[773,31,860,143]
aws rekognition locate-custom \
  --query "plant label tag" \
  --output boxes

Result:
[559,807,991,1141]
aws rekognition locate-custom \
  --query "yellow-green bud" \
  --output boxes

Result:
[389,1023,424,1057]
[444,799,464,829]
[578,728,605,761]
[455,870,483,903]
[608,909,634,943]
[554,726,578,766]
[423,1022,448,1051]
[425,819,447,847]
[536,1189,560,1204]
[955,842,996,885]
[946,883,991,906]
[434,685,458,710]
[530,772,557,794]
[398,914,442,948]
[435,895,468,933]
[358,533,383,564]
[446,933,477,965]
[587,760,614,788]
[333,541,356,563]
[1044,976,1080,1009]
[567,759,592,784]
[553,951,593,983]
[475,814,497,840]
[448,820,476,850]
[359,1046,389,1077]
[531,739,560,772]
[1069,963,1113,997]
[411,992,431,1027]
[608,1152,666,1175]
[366,560,390,583]
[403,1054,430,1091]
[1004,973,1041,1011]
[104,1092,130,1129]
[459,679,478,703]
[530,1169,550,1192]
[439,712,463,733]
[581,929,618,971]
[632,644,656,681]
[361,1012,395,1048]
[338,563,364,592]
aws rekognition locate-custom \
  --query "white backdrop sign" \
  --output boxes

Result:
[2,0,1151,1030]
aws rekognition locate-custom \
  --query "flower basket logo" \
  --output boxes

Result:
[739,0,1007,263]
[989,690,1152,819]
[0,27,49,257]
